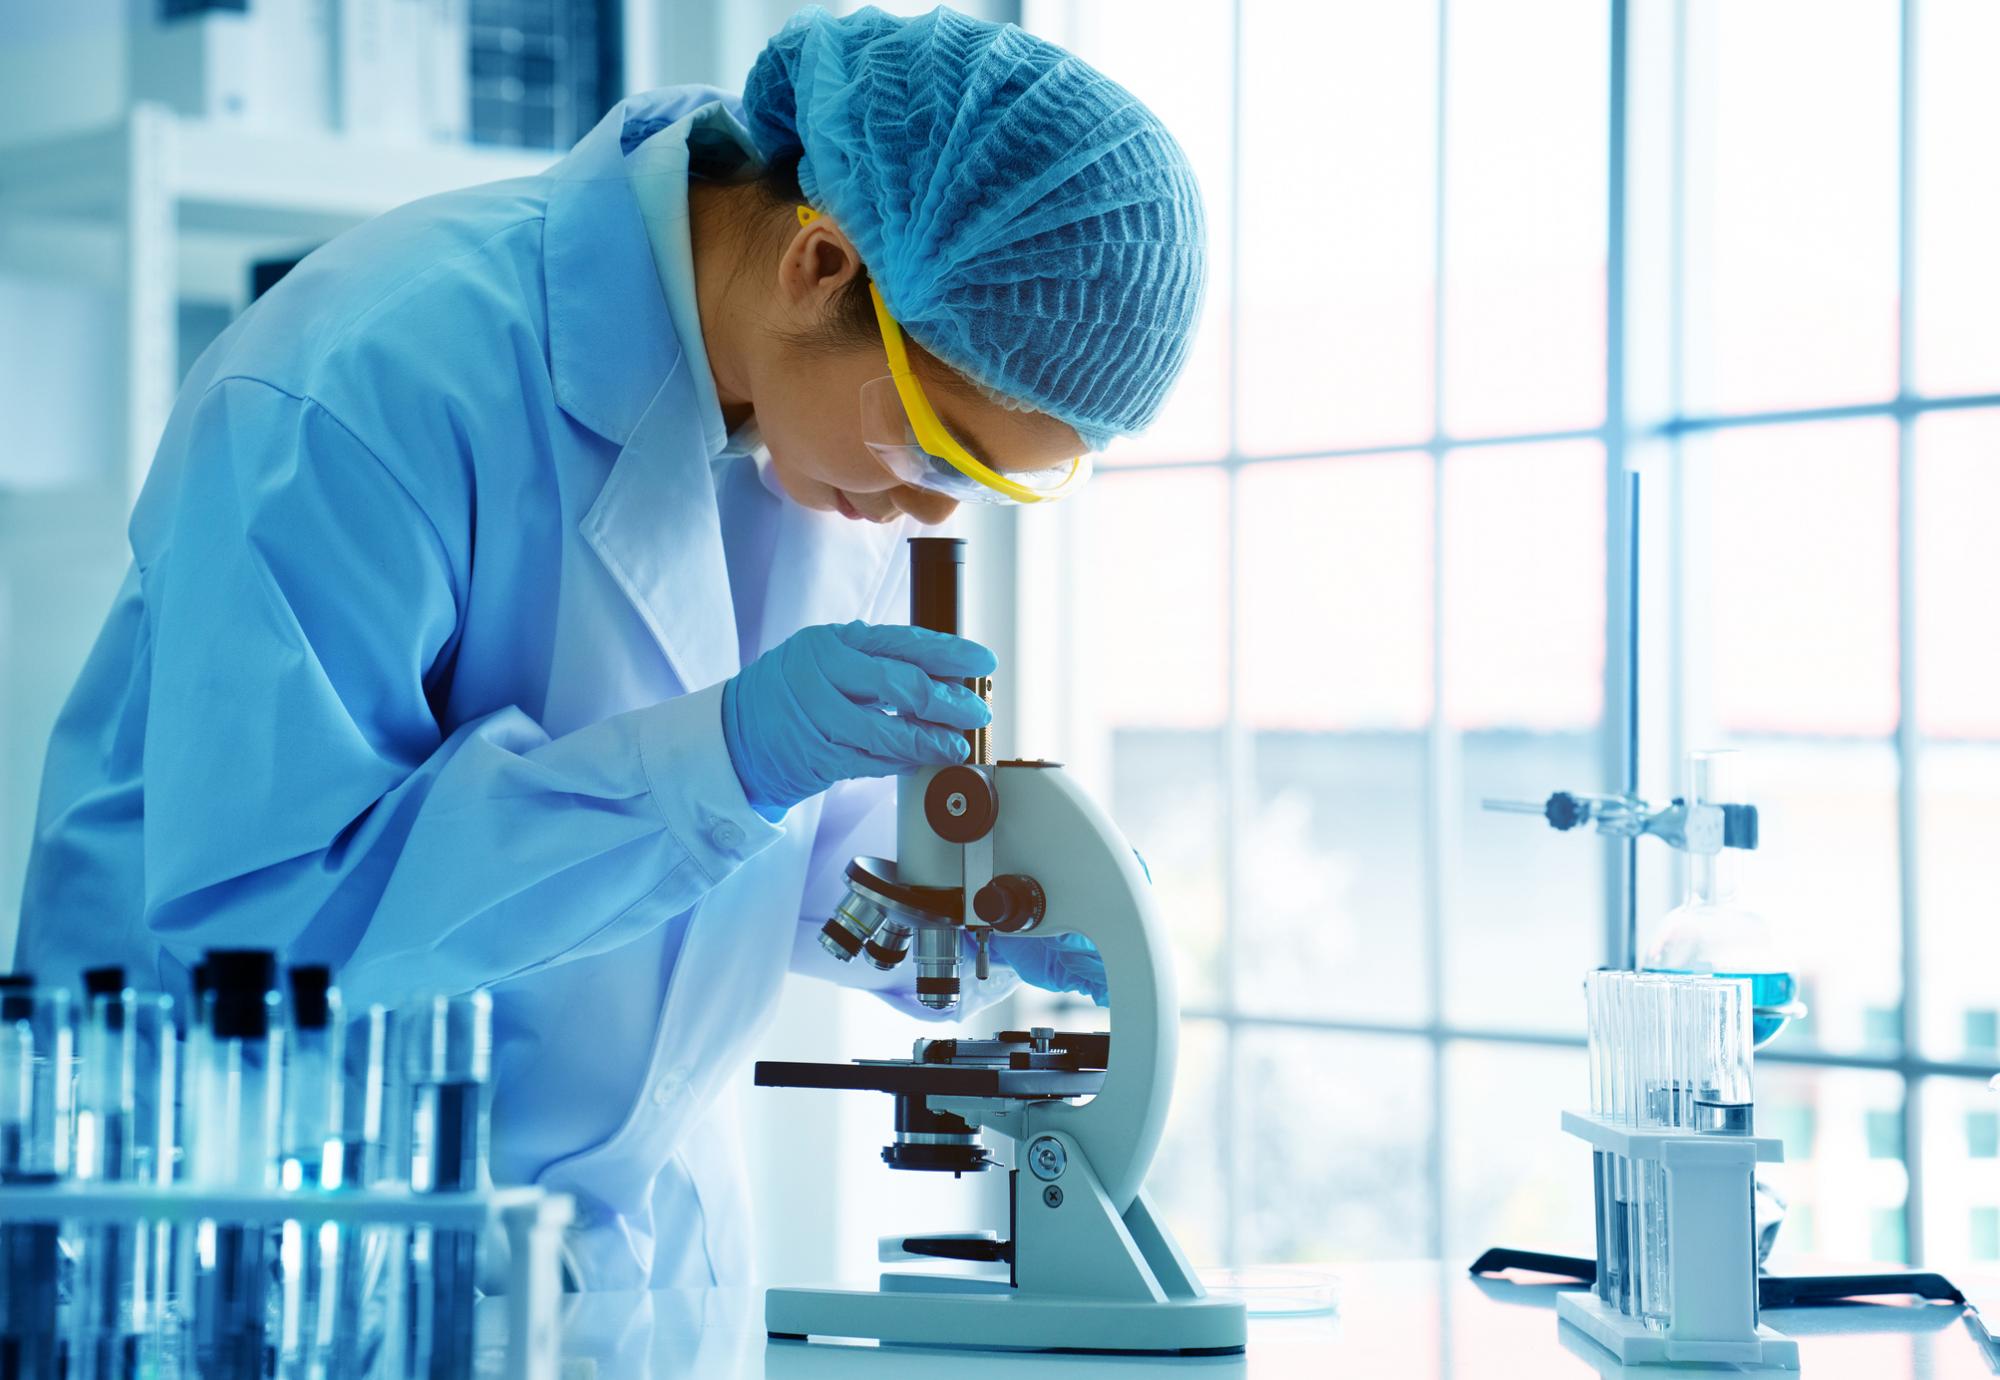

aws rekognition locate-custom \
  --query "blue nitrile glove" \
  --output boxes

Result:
[721,621,995,816]
[991,933,1108,1007]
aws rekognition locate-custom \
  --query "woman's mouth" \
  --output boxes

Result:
[833,490,862,520]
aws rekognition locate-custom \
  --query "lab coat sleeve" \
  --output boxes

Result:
[787,772,1018,1020]
[138,377,780,1008]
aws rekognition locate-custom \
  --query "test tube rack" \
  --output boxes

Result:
[0,1179,571,1378]
[1558,1111,1799,1370]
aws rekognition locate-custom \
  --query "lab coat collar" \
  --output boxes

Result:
[580,361,741,695]
[544,94,692,447]
[626,101,762,461]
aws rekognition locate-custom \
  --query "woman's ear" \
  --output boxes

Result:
[776,217,865,315]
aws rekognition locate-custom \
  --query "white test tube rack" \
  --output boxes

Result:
[1559,1110,1799,1370]
[0,1180,571,1379]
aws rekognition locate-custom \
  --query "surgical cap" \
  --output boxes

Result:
[741,5,1207,451]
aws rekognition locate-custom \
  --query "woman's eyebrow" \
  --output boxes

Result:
[935,403,1000,466]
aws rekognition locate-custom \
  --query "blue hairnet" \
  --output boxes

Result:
[742,5,1207,451]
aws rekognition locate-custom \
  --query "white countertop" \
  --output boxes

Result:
[533,1262,2000,1378]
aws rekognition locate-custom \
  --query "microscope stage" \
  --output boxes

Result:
[753,1060,1104,1099]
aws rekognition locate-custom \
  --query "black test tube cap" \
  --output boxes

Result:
[287,965,333,1031]
[205,949,277,1039]
[82,966,126,998]
[0,973,33,1022]
[83,966,128,1030]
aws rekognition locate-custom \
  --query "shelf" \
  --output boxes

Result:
[0,104,557,237]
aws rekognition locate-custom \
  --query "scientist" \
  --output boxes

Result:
[18,5,1204,1289]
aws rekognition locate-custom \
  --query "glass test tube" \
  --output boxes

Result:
[0,978,72,1380]
[1633,974,1677,1330]
[71,970,176,1380]
[187,949,284,1379]
[1585,973,1621,1311]
[405,992,492,1380]
[279,966,342,1379]
[323,1004,403,1380]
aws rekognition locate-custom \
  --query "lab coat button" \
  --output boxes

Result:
[652,1066,691,1106]
[710,821,744,851]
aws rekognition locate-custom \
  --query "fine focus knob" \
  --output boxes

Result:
[973,874,1045,933]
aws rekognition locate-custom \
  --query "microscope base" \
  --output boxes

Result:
[767,1276,1248,1355]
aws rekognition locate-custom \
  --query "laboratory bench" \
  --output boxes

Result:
[499,1260,2000,1378]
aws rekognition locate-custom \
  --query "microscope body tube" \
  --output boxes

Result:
[899,538,982,1010]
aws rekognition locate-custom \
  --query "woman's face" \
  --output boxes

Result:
[745,217,1084,526]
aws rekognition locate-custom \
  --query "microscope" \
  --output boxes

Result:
[756,537,1247,1356]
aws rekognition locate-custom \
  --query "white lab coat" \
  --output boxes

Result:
[16,87,1011,1293]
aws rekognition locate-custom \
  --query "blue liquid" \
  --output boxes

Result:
[1650,969,1797,1047]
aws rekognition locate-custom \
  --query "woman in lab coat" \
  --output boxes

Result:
[17,6,1205,1288]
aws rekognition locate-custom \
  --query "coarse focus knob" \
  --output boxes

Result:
[972,874,1045,933]
[925,765,997,844]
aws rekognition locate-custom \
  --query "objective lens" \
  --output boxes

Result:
[914,924,961,1012]
[819,888,885,964]
[862,915,914,971]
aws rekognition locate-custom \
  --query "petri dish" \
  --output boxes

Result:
[1200,1267,1340,1318]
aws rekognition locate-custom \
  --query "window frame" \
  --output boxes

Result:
[1016,0,2000,1269]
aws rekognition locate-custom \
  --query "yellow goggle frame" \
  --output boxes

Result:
[796,205,1089,505]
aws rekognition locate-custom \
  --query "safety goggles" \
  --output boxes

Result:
[797,206,1093,506]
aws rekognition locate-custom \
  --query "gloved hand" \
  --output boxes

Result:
[721,621,995,815]
[990,933,1107,1007]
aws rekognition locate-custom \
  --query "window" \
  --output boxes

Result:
[1014,0,2000,1274]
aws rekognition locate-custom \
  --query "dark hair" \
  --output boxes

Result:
[728,150,879,355]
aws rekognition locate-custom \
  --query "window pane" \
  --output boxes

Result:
[1915,410,2000,739]
[1923,1078,2000,1269]
[1442,441,1605,730]
[1071,470,1230,1008]
[1440,443,1605,1029]
[1444,1043,1593,1262]
[1918,745,2000,1063]
[1236,1029,1433,1262]
[1694,421,1899,737]
[1913,1,2000,396]
[1021,0,1232,463]
[1710,742,1901,1058]
[1453,732,1605,1032]
[1238,0,1437,454]
[1441,0,1608,437]
[1074,470,1230,730]
[1680,3,1899,413]
[1241,456,1432,732]
[1236,457,1431,1022]
[1242,733,1428,1023]
[1758,1066,1906,1268]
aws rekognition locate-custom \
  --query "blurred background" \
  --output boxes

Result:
[2,0,1997,1320]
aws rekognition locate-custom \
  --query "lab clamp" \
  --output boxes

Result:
[754,538,1248,1356]
[1482,752,1807,1045]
